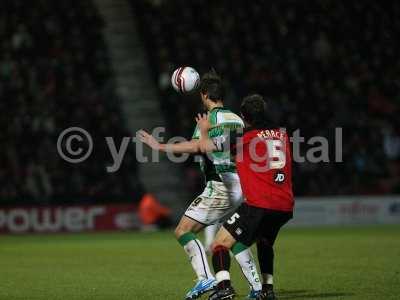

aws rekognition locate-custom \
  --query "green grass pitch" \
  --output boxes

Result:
[1,226,399,300]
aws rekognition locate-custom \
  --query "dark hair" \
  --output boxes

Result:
[199,69,225,102]
[240,94,268,127]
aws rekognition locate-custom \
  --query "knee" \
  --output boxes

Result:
[174,226,184,239]
[210,239,230,253]
[210,228,236,252]
[210,242,220,253]
[174,224,189,239]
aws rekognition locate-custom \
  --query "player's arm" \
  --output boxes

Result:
[196,113,218,153]
[138,130,200,154]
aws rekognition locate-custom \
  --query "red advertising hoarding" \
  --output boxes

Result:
[0,204,140,234]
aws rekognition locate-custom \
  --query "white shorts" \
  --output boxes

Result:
[184,172,243,225]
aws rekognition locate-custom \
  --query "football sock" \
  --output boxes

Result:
[232,242,262,292]
[212,245,231,289]
[204,224,219,253]
[257,240,274,275]
[257,240,274,288]
[178,232,214,280]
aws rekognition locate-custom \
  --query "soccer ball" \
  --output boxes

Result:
[171,67,200,93]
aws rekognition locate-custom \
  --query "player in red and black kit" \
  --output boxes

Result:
[196,94,294,300]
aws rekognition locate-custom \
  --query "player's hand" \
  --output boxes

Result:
[137,130,161,150]
[196,113,211,132]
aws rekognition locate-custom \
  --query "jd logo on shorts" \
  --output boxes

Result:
[274,171,285,183]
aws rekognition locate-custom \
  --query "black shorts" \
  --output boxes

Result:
[223,202,293,247]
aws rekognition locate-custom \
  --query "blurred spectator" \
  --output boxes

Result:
[138,193,172,230]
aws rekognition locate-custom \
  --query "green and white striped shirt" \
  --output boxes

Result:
[192,107,244,182]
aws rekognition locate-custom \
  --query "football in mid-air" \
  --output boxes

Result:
[171,66,200,93]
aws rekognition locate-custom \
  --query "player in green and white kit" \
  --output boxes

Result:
[138,71,261,299]
[188,107,243,224]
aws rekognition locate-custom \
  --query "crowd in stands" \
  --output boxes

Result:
[133,0,400,196]
[0,0,141,204]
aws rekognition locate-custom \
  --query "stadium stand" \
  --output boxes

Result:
[132,0,400,196]
[0,0,142,204]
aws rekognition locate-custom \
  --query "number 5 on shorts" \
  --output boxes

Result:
[227,213,240,225]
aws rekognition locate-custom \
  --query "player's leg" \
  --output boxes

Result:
[218,174,262,296]
[208,226,237,300]
[208,203,263,300]
[204,223,220,254]
[208,228,260,299]
[256,211,293,300]
[175,215,213,280]
[224,215,261,297]
[257,239,275,299]
[177,192,222,300]
[232,244,262,299]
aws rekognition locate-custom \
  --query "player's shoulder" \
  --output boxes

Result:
[211,108,244,127]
